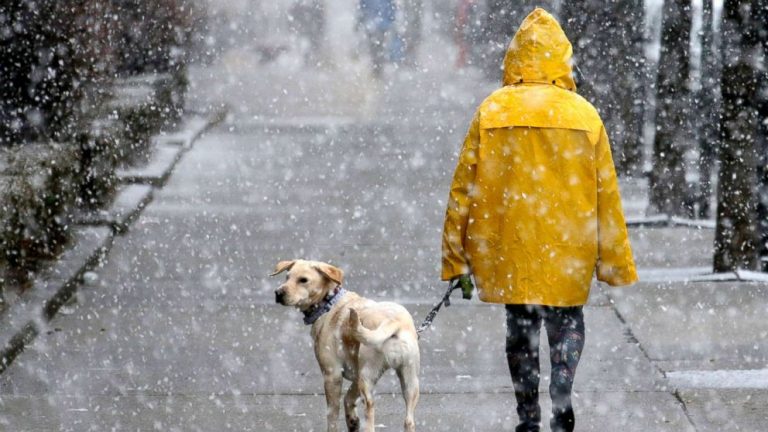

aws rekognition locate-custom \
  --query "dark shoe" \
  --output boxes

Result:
[515,423,540,432]
[550,408,575,432]
[514,398,541,432]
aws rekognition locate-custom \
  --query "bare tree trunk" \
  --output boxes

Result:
[648,0,691,217]
[713,0,760,272]
[559,0,645,176]
[559,0,610,109]
[611,0,645,176]
[755,0,768,270]
[759,97,768,269]
[695,0,720,219]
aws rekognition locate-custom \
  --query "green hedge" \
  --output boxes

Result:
[0,0,207,301]
[1,144,79,289]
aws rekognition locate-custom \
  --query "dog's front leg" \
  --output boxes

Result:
[324,375,343,432]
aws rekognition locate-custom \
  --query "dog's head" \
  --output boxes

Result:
[271,259,344,310]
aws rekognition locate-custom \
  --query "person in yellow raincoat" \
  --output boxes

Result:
[441,8,637,432]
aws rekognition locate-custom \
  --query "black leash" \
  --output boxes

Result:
[416,281,462,335]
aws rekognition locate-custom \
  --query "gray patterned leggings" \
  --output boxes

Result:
[505,304,585,432]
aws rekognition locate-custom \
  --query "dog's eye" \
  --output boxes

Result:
[298,277,308,284]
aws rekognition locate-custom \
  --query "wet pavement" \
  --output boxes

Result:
[1,38,767,432]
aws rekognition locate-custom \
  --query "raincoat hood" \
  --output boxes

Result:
[502,8,576,91]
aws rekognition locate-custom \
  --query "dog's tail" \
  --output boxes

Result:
[349,309,400,348]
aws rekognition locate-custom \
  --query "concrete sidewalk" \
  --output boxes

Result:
[1,39,767,432]
[2,120,765,431]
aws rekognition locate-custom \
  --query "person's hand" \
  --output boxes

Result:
[453,274,474,300]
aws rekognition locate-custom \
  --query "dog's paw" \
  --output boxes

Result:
[345,414,360,432]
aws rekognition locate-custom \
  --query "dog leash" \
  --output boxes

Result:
[416,280,462,335]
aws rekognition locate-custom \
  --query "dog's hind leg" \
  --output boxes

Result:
[357,363,386,432]
[344,381,360,432]
[357,375,375,432]
[397,361,420,432]
[324,375,343,432]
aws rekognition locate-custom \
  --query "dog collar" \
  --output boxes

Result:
[303,287,346,325]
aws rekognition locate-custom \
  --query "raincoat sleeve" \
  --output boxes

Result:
[441,110,480,281]
[595,126,638,286]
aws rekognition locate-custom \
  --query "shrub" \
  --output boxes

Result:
[0,0,208,302]
[112,0,205,77]
[75,121,122,209]
[154,69,189,129]
[0,143,79,289]
[0,0,115,145]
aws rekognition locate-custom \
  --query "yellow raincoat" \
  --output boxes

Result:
[441,8,637,306]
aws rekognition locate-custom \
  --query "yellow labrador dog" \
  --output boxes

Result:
[272,259,420,432]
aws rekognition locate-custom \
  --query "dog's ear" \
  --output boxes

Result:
[270,260,296,276]
[314,263,344,286]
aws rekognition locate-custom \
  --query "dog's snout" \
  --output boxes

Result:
[275,288,286,304]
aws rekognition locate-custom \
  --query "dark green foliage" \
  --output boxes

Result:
[0,0,204,145]
[153,67,189,129]
[0,0,114,145]
[1,144,79,288]
[118,102,163,166]
[0,169,42,290]
[75,123,121,209]
[0,0,207,297]
[111,0,206,77]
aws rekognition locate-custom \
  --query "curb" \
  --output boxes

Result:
[74,184,154,234]
[626,215,716,229]
[0,109,225,374]
[244,115,356,134]
[117,145,185,186]
[0,227,113,374]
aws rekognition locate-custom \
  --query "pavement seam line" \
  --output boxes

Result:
[608,299,701,432]
[672,389,701,432]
